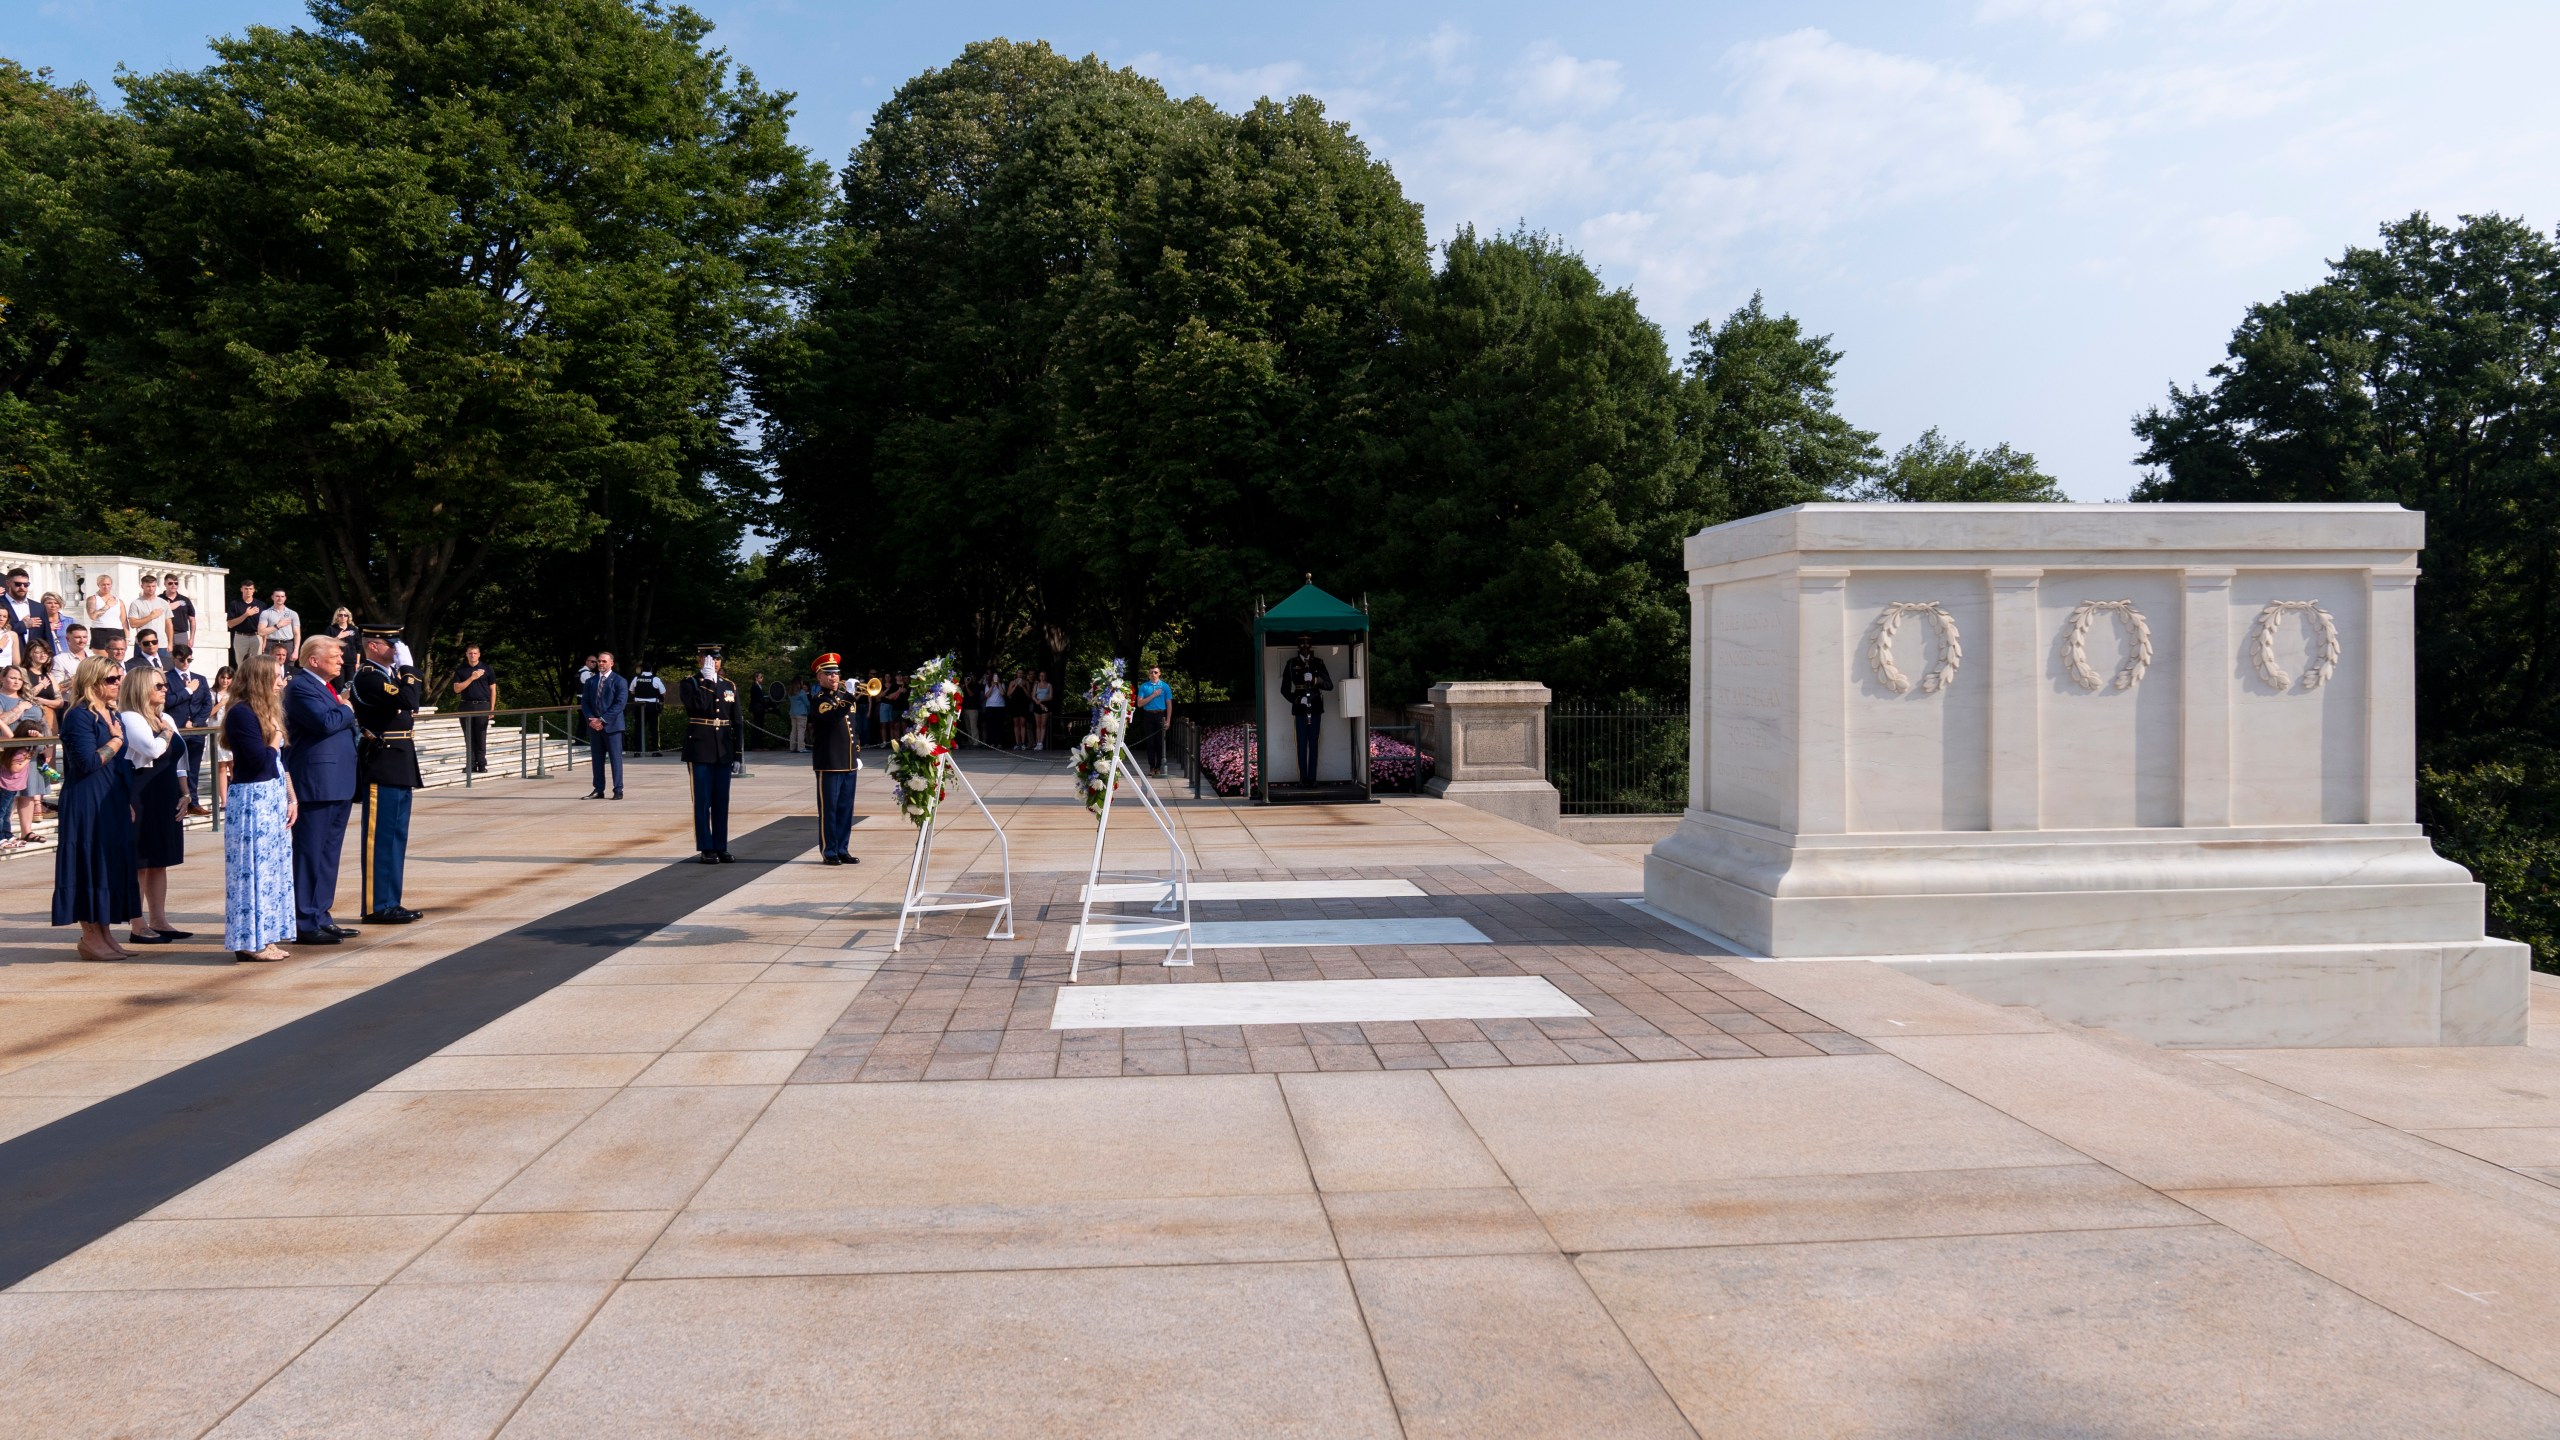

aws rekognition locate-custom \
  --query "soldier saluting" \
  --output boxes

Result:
[684,644,742,863]
[808,654,862,866]
[353,621,425,924]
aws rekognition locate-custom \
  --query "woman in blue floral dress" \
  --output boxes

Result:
[221,652,297,963]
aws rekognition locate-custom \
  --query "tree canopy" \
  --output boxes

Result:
[5,0,827,680]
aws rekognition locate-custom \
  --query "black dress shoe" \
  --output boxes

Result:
[126,931,175,946]
[699,853,721,865]
[360,910,404,926]
[155,928,195,940]
[324,925,362,940]
[392,907,423,922]
[295,930,342,946]
[716,852,736,864]
[583,791,604,800]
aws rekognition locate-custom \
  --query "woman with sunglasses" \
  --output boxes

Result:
[116,665,192,945]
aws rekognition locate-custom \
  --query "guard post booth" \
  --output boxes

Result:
[1254,581,1372,805]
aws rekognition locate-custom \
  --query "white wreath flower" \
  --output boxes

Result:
[1867,602,1963,695]
[2249,600,2341,692]
[2062,600,2153,692]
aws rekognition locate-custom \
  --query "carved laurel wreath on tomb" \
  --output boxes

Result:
[1866,602,1963,695]
[2062,600,2153,692]
[2249,600,2341,692]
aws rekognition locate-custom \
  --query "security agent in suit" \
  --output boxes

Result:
[629,665,665,755]
[808,654,862,866]
[1279,635,1333,784]
[683,644,743,863]
[580,651,630,799]
[352,623,426,925]
[164,644,214,812]
[284,636,362,943]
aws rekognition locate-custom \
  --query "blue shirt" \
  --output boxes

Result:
[1135,680,1170,713]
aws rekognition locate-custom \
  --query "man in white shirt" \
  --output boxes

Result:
[53,623,89,684]
[259,588,302,660]
[124,575,169,656]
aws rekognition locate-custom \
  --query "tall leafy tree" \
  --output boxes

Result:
[1687,293,1882,519]
[2133,212,2560,741]
[1846,427,2064,502]
[37,0,825,667]
[1357,228,1700,700]
[756,39,1426,686]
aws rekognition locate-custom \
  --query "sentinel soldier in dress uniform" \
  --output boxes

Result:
[352,622,425,924]
[808,654,862,866]
[684,644,742,863]
[1279,634,1333,785]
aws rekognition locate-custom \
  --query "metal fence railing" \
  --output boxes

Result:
[1546,701,1688,816]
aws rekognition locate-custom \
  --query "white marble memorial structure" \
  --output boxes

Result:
[1643,503,2529,1047]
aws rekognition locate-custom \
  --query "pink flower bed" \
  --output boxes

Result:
[1197,724,1433,796]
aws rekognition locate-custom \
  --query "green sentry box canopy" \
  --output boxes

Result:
[1253,581,1372,804]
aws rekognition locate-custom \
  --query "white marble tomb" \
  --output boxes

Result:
[1641,503,2530,1047]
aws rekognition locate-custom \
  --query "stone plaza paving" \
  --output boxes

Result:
[5,751,2560,1435]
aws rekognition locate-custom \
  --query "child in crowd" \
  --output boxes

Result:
[0,723,40,851]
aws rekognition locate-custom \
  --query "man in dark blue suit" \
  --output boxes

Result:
[284,635,361,944]
[581,650,630,799]
[164,644,215,813]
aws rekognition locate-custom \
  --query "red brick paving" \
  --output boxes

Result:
[793,864,1875,1083]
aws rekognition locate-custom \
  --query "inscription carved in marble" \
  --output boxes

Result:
[1866,601,1962,695]
[2062,599,2153,692]
[2249,600,2340,692]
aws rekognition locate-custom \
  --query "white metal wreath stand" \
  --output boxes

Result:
[1069,714,1194,982]
[890,753,1016,952]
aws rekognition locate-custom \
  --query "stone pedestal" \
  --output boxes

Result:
[1642,503,2529,1047]
[1423,682,1561,832]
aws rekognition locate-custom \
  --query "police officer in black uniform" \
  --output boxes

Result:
[1279,634,1333,785]
[683,644,742,863]
[353,622,426,923]
[808,654,862,866]
[629,662,665,756]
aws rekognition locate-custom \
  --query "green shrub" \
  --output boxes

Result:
[2418,738,2560,973]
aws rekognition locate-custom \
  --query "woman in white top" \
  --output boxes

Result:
[981,673,1008,749]
[0,619,19,673]
[117,665,190,945]
[85,575,126,647]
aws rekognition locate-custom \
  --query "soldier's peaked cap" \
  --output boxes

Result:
[360,621,404,639]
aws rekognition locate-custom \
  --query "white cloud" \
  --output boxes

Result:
[1974,0,2125,41]
[1128,52,1313,111]
[1512,43,1624,110]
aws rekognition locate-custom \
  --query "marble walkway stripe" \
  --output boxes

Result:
[1081,879,1426,901]
[1052,975,1591,1029]
[0,817,816,1292]
[1066,917,1491,952]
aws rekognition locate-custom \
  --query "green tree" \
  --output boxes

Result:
[1686,293,1881,519]
[2132,212,2560,742]
[755,39,1426,689]
[34,0,825,672]
[1357,228,1700,700]
[1847,427,2064,502]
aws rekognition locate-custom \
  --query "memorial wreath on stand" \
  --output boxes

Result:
[1067,662,1193,981]
[890,654,1015,951]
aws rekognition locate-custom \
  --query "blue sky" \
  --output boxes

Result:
[15,1,2560,498]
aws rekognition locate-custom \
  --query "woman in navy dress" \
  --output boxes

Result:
[117,665,190,945]
[52,655,139,962]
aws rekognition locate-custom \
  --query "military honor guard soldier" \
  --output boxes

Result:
[352,623,426,924]
[1280,634,1334,785]
[684,644,743,863]
[808,654,862,866]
